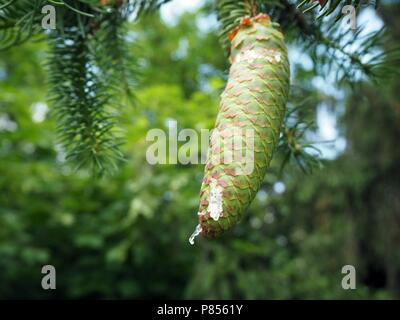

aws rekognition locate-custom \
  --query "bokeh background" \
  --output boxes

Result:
[0,0,399,299]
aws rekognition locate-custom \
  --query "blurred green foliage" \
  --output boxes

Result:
[0,4,399,299]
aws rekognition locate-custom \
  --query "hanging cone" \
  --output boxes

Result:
[190,14,290,242]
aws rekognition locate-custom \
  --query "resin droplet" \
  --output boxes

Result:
[189,224,202,245]
[208,179,223,221]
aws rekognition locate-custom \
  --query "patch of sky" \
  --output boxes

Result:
[160,0,204,26]
[31,102,48,123]
[171,37,189,60]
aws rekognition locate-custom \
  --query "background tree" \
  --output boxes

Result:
[0,0,399,298]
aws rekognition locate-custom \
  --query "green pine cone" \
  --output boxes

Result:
[190,14,290,243]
